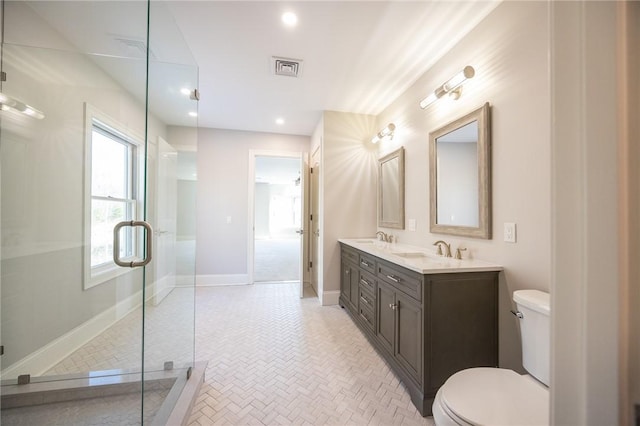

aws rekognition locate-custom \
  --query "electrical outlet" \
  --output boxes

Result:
[504,222,517,243]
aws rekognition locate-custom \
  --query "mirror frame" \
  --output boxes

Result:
[378,147,405,229]
[429,102,491,239]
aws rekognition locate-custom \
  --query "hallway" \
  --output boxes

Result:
[188,283,433,425]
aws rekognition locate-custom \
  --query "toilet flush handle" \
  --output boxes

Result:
[510,310,523,319]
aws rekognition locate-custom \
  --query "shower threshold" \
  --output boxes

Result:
[1,361,206,425]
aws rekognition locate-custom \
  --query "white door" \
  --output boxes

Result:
[153,137,177,305]
[298,155,307,298]
[310,149,320,297]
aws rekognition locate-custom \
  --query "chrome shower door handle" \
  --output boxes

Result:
[113,220,153,267]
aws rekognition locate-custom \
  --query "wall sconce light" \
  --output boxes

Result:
[0,92,45,119]
[371,123,396,144]
[419,65,475,110]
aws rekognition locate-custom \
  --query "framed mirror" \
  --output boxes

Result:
[378,147,405,229]
[429,102,491,238]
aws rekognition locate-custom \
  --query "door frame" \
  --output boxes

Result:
[309,147,321,299]
[247,150,309,295]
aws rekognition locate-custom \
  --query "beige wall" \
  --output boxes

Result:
[320,111,378,304]
[550,2,622,424]
[374,1,550,372]
[195,128,310,284]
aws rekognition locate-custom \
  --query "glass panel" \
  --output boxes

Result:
[1,0,198,422]
[142,2,198,422]
[0,0,151,424]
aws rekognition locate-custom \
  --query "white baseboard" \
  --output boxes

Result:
[175,275,195,287]
[2,290,143,380]
[195,274,249,286]
[322,290,340,306]
[150,275,176,306]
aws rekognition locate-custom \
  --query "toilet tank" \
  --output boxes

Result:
[513,290,550,386]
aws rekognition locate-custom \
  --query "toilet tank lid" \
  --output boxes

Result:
[513,290,550,315]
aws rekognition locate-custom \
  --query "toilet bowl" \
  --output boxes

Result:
[433,290,550,426]
[432,368,548,425]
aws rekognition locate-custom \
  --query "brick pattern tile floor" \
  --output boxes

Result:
[188,283,434,426]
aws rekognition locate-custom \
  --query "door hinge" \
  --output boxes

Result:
[1,72,6,82]
[0,345,4,356]
[310,214,313,221]
[310,167,313,174]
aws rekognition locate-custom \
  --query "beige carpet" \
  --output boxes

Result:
[254,238,301,282]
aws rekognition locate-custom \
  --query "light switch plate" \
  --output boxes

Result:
[504,222,517,243]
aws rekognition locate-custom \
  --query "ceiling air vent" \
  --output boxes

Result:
[114,37,157,60]
[272,56,303,78]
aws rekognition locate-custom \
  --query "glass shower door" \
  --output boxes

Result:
[142,1,199,420]
[0,1,197,424]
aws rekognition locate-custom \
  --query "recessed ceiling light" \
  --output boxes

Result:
[180,88,191,96]
[188,111,198,117]
[276,118,285,125]
[281,12,298,27]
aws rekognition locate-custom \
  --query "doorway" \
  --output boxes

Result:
[248,151,307,295]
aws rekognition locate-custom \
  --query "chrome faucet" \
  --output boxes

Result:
[433,240,452,257]
[376,231,392,243]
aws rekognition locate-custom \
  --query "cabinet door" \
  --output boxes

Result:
[376,281,396,354]
[396,292,422,384]
[340,261,352,305]
[349,268,360,309]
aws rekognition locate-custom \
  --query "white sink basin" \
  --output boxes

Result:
[391,251,429,258]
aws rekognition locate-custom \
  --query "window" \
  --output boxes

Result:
[84,104,143,289]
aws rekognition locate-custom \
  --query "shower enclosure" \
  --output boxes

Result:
[0,1,199,424]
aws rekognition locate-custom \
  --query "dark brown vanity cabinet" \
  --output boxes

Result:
[377,280,423,384]
[339,243,499,416]
[340,247,360,311]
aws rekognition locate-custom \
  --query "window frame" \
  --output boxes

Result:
[83,103,145,290]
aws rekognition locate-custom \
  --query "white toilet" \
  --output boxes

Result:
[432,289,550,426]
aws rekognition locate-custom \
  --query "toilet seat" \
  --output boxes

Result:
[434,368,549,426]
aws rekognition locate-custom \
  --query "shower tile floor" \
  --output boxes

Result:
[1,388,169,426]
[7,282,434,425]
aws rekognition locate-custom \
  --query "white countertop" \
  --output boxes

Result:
[338,238,503,274]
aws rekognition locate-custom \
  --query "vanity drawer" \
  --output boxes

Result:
[359,253,377,274]
[342,245,359,265]
[359,286,375,311]
[378,261,423,302]
[359,271,376,294]
[358,304,375,331]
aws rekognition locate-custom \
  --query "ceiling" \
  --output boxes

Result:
[165,1,500,136]
[25,1,501,137]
